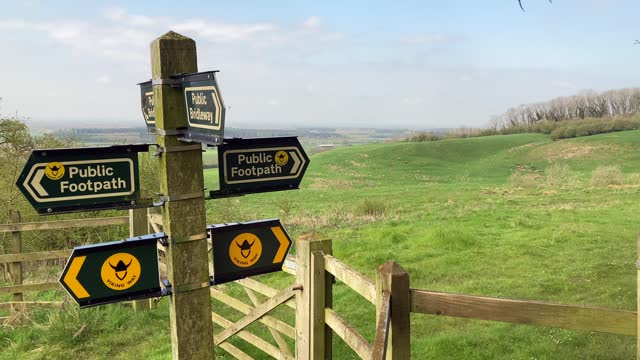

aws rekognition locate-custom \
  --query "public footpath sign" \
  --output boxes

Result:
[16,144,149,214]
[207,219,293,284]
[213,137,309,197]
[138,71,225,145]
[59,233,165,308]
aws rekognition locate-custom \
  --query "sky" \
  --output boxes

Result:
[0,0,639,129]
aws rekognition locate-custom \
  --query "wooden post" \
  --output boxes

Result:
[10,210,22,302]
[130,208,154,311]
[295,233,333,359]
[376,261,410,360]
[151,31,214,359]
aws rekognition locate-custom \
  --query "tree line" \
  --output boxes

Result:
[491,88,640,129]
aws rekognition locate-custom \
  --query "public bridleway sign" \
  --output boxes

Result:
[207,219,293,284]
[59,233,165,308]
[212,137,309,197]
[16,144,149,214]
[138,71,225,145]
[181,71,225,144]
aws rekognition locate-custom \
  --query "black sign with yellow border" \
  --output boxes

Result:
[208,219,293,285]
[59,233,165,308]
[212,137,309,198]
[15,145,150,215]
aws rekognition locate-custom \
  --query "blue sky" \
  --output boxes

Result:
[0,0,638,129]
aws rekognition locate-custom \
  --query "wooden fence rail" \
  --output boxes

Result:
[411,289,636,336]
[0,210,131,311]
[0,216,129,233]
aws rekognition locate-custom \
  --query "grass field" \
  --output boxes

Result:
[2,131,640,359]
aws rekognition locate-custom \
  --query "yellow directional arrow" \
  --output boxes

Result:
[63,256,90,299]
[271,226,290,264]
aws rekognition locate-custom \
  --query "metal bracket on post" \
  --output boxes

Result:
[153,191,205,206]
[157,234,169,247]
[154,128,188,137]
[161,279,173,296]
[152,143,203,156]
[171,280,211,294]
[152,77,184,87]
[169,233,208,245]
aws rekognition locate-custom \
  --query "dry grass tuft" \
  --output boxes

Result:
[510,171,541,188]
[287,203,395,231]
[544,163,581,187]
[591,165,624,187]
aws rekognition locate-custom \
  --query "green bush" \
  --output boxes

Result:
[550,117,640,140]
[406,132,442,142]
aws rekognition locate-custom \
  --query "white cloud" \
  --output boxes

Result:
[41,22,86,41]
[0,18,152,63]
[322,32,344,42]
[0,7,343,63]
[103,7,126,21]
[266,99,280,106]
[552,80,577,90]
[171,20,276,43]
[302,16,321,30]
[103,7,155,26]
[401,97,423,105]
[0,20,27,30]
[400,34,448,45]
[96,75,111,84]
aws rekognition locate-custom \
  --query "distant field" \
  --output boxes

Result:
[203,148,218,169]
[3,131,640,359]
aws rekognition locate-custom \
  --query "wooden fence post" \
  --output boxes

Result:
[130,208,154,311]
[376,261,410,359]
[10,210,22,303]
[296,233,333,359]
[151,31,214,359]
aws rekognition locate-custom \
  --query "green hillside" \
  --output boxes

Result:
[205,131,640,359]
[3,131,640,359]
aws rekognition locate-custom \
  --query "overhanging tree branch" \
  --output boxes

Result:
[518,0,553,11]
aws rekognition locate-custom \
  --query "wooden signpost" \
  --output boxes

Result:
[150,31,215,359]
[15,30,306,359]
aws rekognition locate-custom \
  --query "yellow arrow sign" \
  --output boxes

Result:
[62,256,90,299]
[271,226,291,264]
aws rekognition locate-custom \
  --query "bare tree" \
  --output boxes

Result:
[494,88,640,128]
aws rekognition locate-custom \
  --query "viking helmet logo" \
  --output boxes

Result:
[49,165,61,176]
[236,239,255,258]
[109,259,132,281]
